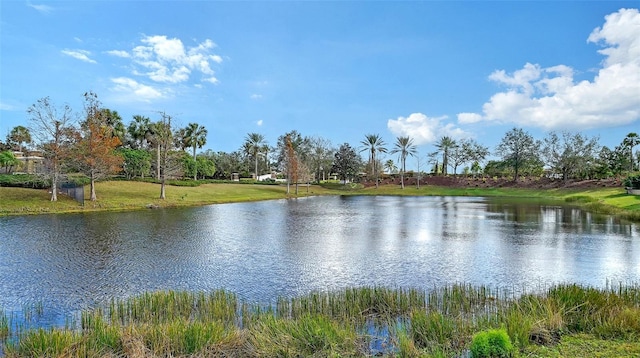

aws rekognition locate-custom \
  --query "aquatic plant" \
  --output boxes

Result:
[0,309,9,340]
[2,284,640,357]
[470,328,514,358]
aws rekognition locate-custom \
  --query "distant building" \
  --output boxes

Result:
[12,150,45,174]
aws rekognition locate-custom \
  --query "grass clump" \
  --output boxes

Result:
[470,328,514,357]
[0,309,9,340]
[12,328,78,357]
[248,314,361,357]
[410,310,464,355]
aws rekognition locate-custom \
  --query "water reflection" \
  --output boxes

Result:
[0,196,638,326]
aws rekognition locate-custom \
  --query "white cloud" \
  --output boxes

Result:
[211,55,223,64]
[106,50,130,58]
[457,112,483,124]
[250,94,263,100]
[256,119,263,126]
[588,8,640,66]
[61,49,96,64]
[27,1,53,13]
[387,113,470,146]
[457,8,640,130]
[0,102,16,111]
[126,35,222,84]
[202,76,219,84]
[110,77,164,102]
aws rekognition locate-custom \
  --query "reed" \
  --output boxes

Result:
[2,284,640,357]
[247,314,361,357]
[409,310,465,354]
[276,287,426,322]
[10,328,78,357]
[0,309,9,340]
[102,290,238,326]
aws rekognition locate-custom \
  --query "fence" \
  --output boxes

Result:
[58,182,84,205]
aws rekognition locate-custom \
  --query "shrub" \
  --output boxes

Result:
[0,173,49,188]
[624,174,640,189]
[470,328,514,358]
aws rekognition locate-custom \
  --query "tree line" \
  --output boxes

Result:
[1,93,639,201]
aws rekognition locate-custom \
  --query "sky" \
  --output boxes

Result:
[1,1,639,165]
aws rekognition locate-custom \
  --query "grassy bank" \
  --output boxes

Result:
[2,284,639,357]
[1,181,639,221]
[0,181,335,215]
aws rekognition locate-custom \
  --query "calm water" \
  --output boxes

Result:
[0,195,639,326]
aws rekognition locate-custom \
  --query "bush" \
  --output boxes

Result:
[624,174,640,189]
[470,328,514,358]
[0,174,49,188]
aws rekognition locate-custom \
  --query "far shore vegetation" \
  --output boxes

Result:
[1,175,640,223]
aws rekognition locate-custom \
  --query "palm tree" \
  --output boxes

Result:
[384,159,397,174]
[390,136,417,189]
[360,134,387,188]
[623,132,639,172]
[7,125,32,152]
[0,150,20,174]
[435,136,457,175]
[183,123,208,180]
[128,115,151,149]
[244,133,267,180]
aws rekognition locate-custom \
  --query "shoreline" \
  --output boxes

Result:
[1,181,639,222]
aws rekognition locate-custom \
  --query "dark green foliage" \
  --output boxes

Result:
[624,174,640,189]
[0,174,50,188]
[332,142,362,184]
[470,328,514,358]
[117,148,151,179]
[182,155,216,180]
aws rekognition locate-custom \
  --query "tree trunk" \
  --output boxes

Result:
[90,174,97,201]
[255,156,259,181]
[156,144,161,180]
[193,145,198,181]
[50,164,58,202]
[160,178,166,199]
[400,158,405,189]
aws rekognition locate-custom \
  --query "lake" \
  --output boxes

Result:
[0,195,638,327]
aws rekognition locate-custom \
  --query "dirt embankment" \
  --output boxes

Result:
[367,176,624,189]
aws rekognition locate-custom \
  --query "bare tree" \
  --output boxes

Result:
[27,97,76,201]
[155,112,180,199]
[542,131,600,182]
[75,92,123,201]
[309,136,334,183]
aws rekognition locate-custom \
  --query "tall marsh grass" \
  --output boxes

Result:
[2,284,639,357]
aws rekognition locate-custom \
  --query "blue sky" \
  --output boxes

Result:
[1,1,639,164]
